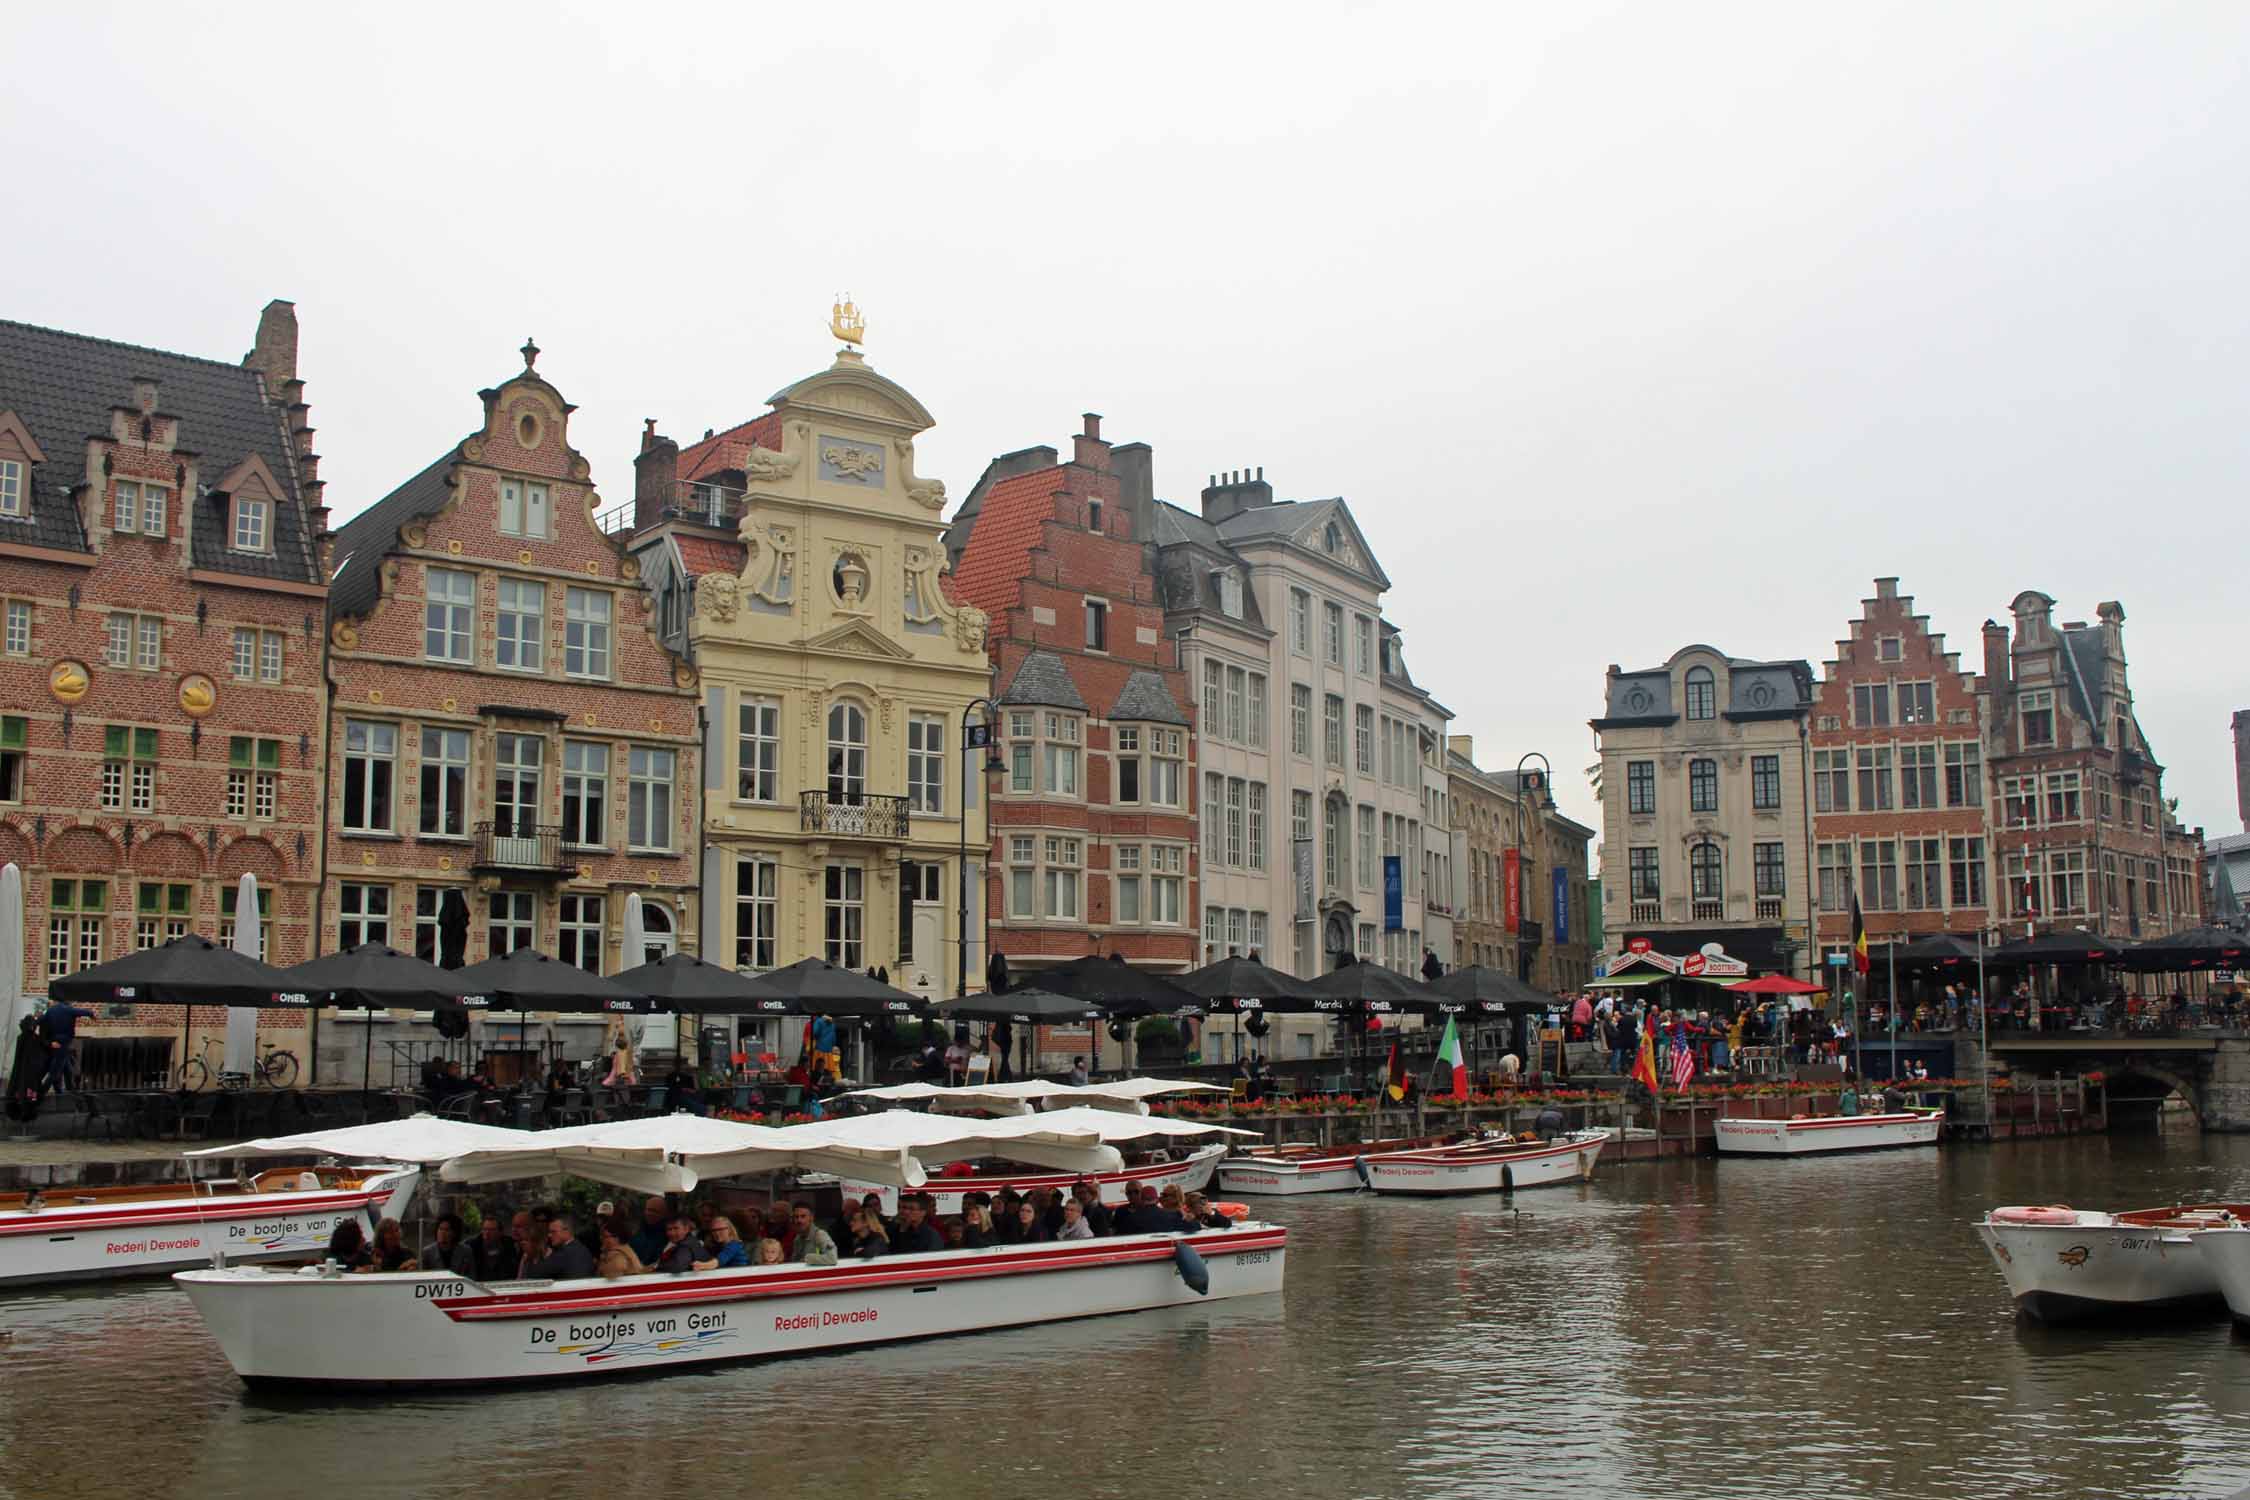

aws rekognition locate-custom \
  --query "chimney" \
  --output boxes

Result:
[130,376,159,414]
[1200,466,1273,525]
[2234,708,2250,833]
[2096,600,2126,660]
[1112,441,1154,542]
[1874,576,1898,602]
[1072,412,1109,471]
[1982,619,2010,698]
[243,299,298,391]
[1448,734,1475,764]
[633,424,680,531]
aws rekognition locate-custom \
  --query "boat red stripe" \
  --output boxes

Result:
[1763,1114,1932,1132]
[850,1150,1220,1195]
[1368,1137,1598,1167]
[434,1229,1288,1321]
[0,1188,387,1238]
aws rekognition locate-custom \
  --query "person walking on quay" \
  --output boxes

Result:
[1602,1007,1625,1074]
[36,999,96,1093]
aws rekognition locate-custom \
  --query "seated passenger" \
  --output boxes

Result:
[695,1214,750,1270]
[993,1189,1027,1243]
[420,1213,475,1276]
[369,1217,418,1272]
[326,1218,373,1272]
[1183,1192,1234,1231]
[1055,1196,1094,1241]
[790,1202,839,1267]
[655,1214,706,1275]
[843,1210,888,1260]
[1142,1186,1197,1235]
[1112,1185,1161,1235]
[754,1236,787,1266]
[960,1199,997,1249]
[470,1214,518,1280]
[942,1217,967,1249]
[1011,1198,1050,1244]
[891,1194,944,1255]
[628,1196,670,1265]
[525,1214,597,1280]
[1071,1181,1112,1236]
[597,1220,645,1280]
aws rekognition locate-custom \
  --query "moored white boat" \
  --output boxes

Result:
[1,1165,419,1286]
[841,1142,1227,1216]
[1713,1110,1943,1156]
[1216,1134,1460,1196]
[1976,1203,2245,1322]
[1362,1130,1608,1195]
[2184,1223,2250,1328]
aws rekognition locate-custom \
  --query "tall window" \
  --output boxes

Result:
[561,741,610,846]
[1323,603,1344,665]
[493,733,542,836]
[2049,850,2087,915]
[1246,674,1266,744]
[1043,837,1082,919]
[419,728,469,837]
[228,736,281,822]
[1354,705,1374,774]
[1817,842,1852,911]
[1689,842,1722,901]
[231,626,283,682]
[1223,779,1245,868]
[1008,712,1034,794]
[1148,728,1183,807]
[425,568,474,661]
[1323,694,1345,767]
[907,715,944,813]
[1753,842,1786,899]
[1041,712,1079,796]
[1224,666,1246,742]
[1811,750,1851,813]
[495,579,544,671]
[1851,682,1891,727]
[101,726,157,813]
[338,883,391,948]
[1627,760,1656,815]
[0,715,24,803]
[1859,839,1899,911]
[1898,681,1936,725]
[1293,789,1313,845]
[628,747,676,850]
[114,480,168,534]
[48,879,107,978]
[1323,798,1345,891]
[564,588,612,679]
[3,599,28,657]
[825,865,864,967]
[414,886,448,966]
[2020,689,2054,747]
[827,702,868,802]
[1202,661,1223,738]
[1945,742,1981,807]
[231,496,270,552]
[2044,771,2082,824]
[559,893,605,974]
[1684,666,1716,720]
[1688,758,1718,813]
[1008,835,1037,919]
[1289,590,1310,654]
[1290,685,1311,757]
[1750,755,1781,811]
[1855,747,1893,812]
[1151,845,1185,925]
[738,697,780,801]
[1628,847,1660,901]
[0,458,20,517]
[487,890,536,956]
[1115,844,1143,924]
[1903,838,1943,909]
[1899,744,1938,810]
[1356,805,1376,890]
[1085,599,1108,652]
[1247,782,1267,872]
[135,882,193,950]
[1354,615,1374,674]
[1204,774,1225,866]
[498,478,550,538]
[1949,837,1986,908]
[108,612,162,670]
[735,857,778,969]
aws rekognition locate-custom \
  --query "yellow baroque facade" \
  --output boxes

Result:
[685,351,992,1002]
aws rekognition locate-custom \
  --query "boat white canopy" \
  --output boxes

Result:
[1020,1106,1262,1143]
[434,1110,1128,1194]
[840,1077,1228,1116]
[184,1114,542,1165]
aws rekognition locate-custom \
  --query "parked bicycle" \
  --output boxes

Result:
[178,1035,300,1091]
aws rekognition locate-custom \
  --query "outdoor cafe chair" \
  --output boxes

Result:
[178,1090,223,1141]
[639,1085,669,1117]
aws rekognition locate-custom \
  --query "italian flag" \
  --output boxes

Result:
[1433,1015,1467,1098]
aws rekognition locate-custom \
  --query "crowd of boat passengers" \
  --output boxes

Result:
[323,1179,1234,1280]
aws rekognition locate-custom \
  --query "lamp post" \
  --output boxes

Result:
[958,698,1005,1004]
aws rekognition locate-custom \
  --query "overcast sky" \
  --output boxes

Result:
[9,3,2245,841]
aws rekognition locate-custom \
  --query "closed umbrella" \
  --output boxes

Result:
[622,893,646,971]
[0,863,24,1054]
[222,874,261,1078]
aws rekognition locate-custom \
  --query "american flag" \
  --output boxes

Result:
[1669,1039,1696,1092]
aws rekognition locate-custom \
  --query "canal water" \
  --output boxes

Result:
[5,1132,2249,1500]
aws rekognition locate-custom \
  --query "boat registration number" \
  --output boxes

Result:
[416,1281,469,1299]
[1235,1252,1271,1266]
[2115,1237,2161,1252]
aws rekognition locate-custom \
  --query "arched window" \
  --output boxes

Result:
[637,902,675,965]
[1685,666,1716,720]
[1690,841,1723,900]
[826,702,867,804]
[1689,758,1718,813]
[1323,521,1341,554]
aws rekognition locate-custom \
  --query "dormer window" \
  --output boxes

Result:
[114,481,168,537]
[1215,570,1243,618]
[231,495,270,553]
[1685,666,1716,720]
[0,459,22,518]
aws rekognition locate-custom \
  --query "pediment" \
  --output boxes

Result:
[211,451,285,499]
[802,618,915,660]
[0,410,48,464]
[768,357,935,433]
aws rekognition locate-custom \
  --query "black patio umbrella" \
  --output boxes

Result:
[447,948,648,1080]
[2118,926,2250,973]
[1179,954,1323,1008]
[752,958,924,1018]
[1305,960,1442,1092]
[1031,953,1203,1018]
[1431,964,1555,1075]
[612,954,787,1010]
[281,943,485,1094]
[1988,931,2125,965]
[52,934,301,1087]
[1893,934,1987,966]
[931,988,1104,1024]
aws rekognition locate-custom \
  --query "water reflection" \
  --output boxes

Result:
[4,1135,2248,1500]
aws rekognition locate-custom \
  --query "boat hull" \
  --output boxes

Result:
[175,1224,1288,1388]
[838,1144,1223,1215]
[2187,1226,2250,1328]
[1363,1132,1608,1196]
[1976,1213,2221,1323]
[1713,1112,1942,1156]
[0,1168,419,1286]
[1216,1158,1362,1196]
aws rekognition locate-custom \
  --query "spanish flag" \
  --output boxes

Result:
[1629,1025,1661,1095]
[1850,894,1870,976]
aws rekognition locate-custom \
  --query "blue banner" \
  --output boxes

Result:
[1553,867,1569,945]
[1383,856,1403,932]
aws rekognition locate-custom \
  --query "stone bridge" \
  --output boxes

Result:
[1985,1031,2250,1131]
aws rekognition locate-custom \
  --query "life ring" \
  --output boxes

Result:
[1215,1201,1249,1221]
[1991,1205,2076,1226]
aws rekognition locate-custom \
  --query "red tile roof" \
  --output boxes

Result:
[675,534,745,579]
[949,467,1061,619]
[676,412,783,485]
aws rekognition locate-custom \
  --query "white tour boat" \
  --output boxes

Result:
[842,1077,1229,1117]
[2183,1221,2250,1329]
[1361,1130,1610,1195]
[831,1106,1251,1214]
[1712,1109,1943,1156]
[1976,1202,2247,1322]
[174,1113,1288,1389]
[1217,1133,1466,1196]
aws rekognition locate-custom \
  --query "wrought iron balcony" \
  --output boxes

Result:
[800,791,910,841]
[472,821,575,874]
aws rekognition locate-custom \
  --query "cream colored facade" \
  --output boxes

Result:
[687,351,992,1004]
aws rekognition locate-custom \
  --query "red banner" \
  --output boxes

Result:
[1503,849,1521,934]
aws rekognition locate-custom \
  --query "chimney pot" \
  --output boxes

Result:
[1082,413,1101,439]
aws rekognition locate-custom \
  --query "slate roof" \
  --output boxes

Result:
[2061,626,2103,732]
[1111,668,1189,725]
[0,317,316,582]
[329,448,460,619]
[998,649,1087,711]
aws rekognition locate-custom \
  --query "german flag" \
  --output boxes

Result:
[1851,893,1870,976]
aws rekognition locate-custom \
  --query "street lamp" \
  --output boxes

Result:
[1512,751,1556,987]
[958,698,1005,1004]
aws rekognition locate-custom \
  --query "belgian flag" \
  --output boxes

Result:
[1851,894,1870,976]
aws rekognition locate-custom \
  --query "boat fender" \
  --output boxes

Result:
[1500,1165,1516,1196]
[1174,1240,1210,1296]
[1215,1202,1249,1222]
[1353,1157,1372,1189]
